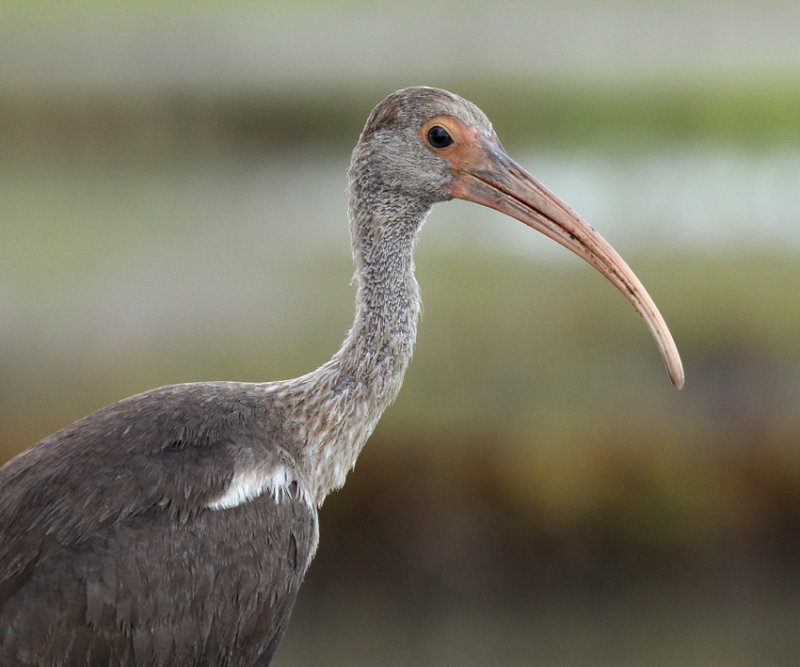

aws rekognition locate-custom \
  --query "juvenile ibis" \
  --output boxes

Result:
[0,87,683,666]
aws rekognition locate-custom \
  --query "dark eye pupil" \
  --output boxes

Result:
[427,126,453,149]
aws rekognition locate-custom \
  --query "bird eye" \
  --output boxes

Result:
[426,126,453,149]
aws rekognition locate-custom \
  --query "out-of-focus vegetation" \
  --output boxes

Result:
[2,1,800,664]
[4,77,800,159]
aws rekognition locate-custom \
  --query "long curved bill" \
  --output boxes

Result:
[446,140,684,389]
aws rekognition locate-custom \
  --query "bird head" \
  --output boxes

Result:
[349,87,684,388]
[350,87,495,205]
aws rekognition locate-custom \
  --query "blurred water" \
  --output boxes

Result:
[4,143,799,335]
[1,142,797,373]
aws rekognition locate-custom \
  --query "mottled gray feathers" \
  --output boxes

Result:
[359,86,491,143]
[0,87,490,666]
[0,382,315,665]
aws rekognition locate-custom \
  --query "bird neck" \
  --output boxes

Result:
[287,194,430,506]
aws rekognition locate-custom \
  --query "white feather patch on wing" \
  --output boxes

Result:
[206,465,307,510]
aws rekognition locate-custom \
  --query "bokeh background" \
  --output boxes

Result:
[2,1,800,664]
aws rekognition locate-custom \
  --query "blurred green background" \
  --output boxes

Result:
[2,1,800,664]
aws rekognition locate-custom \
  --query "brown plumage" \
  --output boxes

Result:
[0,87,683,666]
